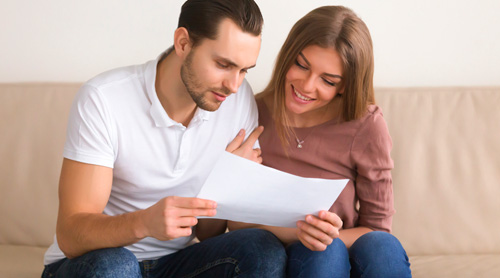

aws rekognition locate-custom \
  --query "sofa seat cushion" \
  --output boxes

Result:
[0,245,46,278]
[410,254,500,278]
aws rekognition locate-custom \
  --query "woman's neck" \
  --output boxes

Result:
[287,98,342,128]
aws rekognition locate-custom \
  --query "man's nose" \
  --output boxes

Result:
[223,71,240,94]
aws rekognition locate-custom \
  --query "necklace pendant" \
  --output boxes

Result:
[296,138,304,149]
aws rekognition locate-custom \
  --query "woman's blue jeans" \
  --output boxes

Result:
[41,228,287,278]
[286,231,412,278]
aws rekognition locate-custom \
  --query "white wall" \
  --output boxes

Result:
[1,0,499,92]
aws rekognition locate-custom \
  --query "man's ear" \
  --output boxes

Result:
[173,27,192,59]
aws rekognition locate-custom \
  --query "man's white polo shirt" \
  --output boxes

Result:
[44,52,258,264]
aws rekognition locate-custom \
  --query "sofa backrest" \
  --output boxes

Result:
[1,83,499,256]
[0,83,79,247]
[376,87,500,256]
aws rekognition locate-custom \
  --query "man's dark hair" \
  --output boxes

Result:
[178,0,263,47]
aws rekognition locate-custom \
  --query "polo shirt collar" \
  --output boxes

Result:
[145,48,211,128]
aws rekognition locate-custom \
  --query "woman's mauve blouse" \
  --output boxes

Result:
[256,98,395,232]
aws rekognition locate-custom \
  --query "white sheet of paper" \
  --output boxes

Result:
[197,152,348,227]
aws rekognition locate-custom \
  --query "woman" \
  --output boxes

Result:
[228,6,411,277]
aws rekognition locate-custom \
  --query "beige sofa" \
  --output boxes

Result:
[1,83,499,277]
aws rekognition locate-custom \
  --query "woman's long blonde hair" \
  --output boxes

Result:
[259,6,375,147]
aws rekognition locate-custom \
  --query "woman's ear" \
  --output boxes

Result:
[337,87,344,97]
[173,27,192,59]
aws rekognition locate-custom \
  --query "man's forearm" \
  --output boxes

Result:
[56,210,147,259]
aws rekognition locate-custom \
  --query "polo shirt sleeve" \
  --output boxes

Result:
[63,84,115,168]
[351,108,395,232]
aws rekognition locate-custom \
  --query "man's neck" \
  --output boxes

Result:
[155,50,197,127]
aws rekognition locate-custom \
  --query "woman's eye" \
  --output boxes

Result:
[323,78,336,87]
[294,60,308,70]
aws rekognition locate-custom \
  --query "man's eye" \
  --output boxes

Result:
[217,62,229,69]
[294,60,308,70]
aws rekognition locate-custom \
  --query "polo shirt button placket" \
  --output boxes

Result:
[174,127,191,173]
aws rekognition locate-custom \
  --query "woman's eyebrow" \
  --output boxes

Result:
[298,52,310,66]
[325,73,343,79]
[298,52,342,79]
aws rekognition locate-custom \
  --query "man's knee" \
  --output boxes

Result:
[230,228,287,260]
[228,229,287,276]
[59,247,140,278]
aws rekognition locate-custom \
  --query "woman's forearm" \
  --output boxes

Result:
[196,219,227,242]
[338,226,373,248]
[229,221,373,249]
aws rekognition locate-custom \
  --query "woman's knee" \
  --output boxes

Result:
[288,237,348,261]
[350,231,405,257]
[350,231,411,278]
[286,238,350,278]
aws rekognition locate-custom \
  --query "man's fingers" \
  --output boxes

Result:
[175,216,199,227]
[166,226,193,239]
[225,129,246,152]
[256,155,263,164]
[166,196,217,210]
[241,126,264,148]
[175,207,217,217]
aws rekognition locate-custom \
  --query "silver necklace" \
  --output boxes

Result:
[291,106,333,149]
[295,138,305,148]
[294,129,315,149]
[293,113,331,149]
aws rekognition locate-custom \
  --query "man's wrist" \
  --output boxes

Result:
[131,209,149,240]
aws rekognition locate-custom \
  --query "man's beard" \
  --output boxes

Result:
[180,51,230,112]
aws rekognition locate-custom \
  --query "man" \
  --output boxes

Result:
[42,0,286,277]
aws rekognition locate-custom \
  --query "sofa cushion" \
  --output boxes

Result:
[410,254,500,278]
[0,245,47,277]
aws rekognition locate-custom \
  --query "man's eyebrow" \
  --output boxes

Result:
[215,56,256,70]
[298,52,343,79]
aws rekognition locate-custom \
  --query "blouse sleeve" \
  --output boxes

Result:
[350,108,395,232]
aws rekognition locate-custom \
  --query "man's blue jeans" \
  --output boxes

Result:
[286,231,412,277]
[41,229,287,278]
